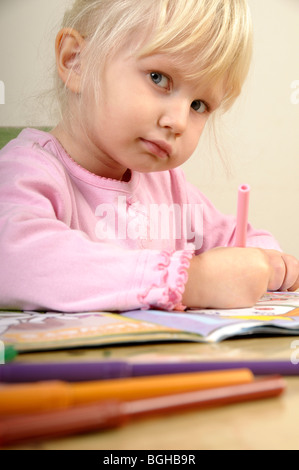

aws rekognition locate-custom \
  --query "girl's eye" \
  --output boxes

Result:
[150,72,170,89]
[191,100,207,114]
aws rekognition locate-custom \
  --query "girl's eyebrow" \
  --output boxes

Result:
[139,54,182,74]
[151,57,185,78]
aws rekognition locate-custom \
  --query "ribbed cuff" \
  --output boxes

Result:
[137,250,193,311]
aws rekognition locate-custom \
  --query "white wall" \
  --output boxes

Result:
[0,0,298,258]
[182,0,299,258]
[0,0,71,125]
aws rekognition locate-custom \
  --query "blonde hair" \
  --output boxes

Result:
[56,0,252,116]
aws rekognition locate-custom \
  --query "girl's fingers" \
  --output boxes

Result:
[279,253,299,291]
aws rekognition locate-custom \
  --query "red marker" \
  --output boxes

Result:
[0,376,285,446]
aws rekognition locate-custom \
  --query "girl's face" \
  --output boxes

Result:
[71,48,226,180]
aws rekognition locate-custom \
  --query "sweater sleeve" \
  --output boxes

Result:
[184,178,282,253]
[0,145,191,312]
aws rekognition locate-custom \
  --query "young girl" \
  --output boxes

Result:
[0,0,298,313]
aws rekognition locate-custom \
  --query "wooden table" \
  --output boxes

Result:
[5,335,299,450]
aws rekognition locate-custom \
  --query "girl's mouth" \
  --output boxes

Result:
[139,138,172,159]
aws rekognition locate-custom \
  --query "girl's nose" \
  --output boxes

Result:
[158,99,190,136]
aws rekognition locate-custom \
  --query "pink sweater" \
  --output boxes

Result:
[0,128,281,312]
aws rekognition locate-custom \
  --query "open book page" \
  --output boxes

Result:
[123,292,299,342]
[0,311,203,352]
[1,292,299,351]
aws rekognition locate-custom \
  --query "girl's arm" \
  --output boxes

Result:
[0,150,191,312]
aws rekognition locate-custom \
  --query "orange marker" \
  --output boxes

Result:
[0,369,254,416]
[0,376,285,446]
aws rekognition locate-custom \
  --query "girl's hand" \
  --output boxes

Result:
[262,249,299,292]
[182,247,299,310]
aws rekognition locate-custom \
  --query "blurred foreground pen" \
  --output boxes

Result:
[3,345,18,363]
[0,376,286,446]
[1,359,299,383]
[0,369,253,415]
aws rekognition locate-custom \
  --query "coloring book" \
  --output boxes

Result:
[1,292,299,352]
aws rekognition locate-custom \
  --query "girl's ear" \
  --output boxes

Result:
[55,28,85,93]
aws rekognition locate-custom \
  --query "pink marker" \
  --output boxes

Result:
[235,184,250,247]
